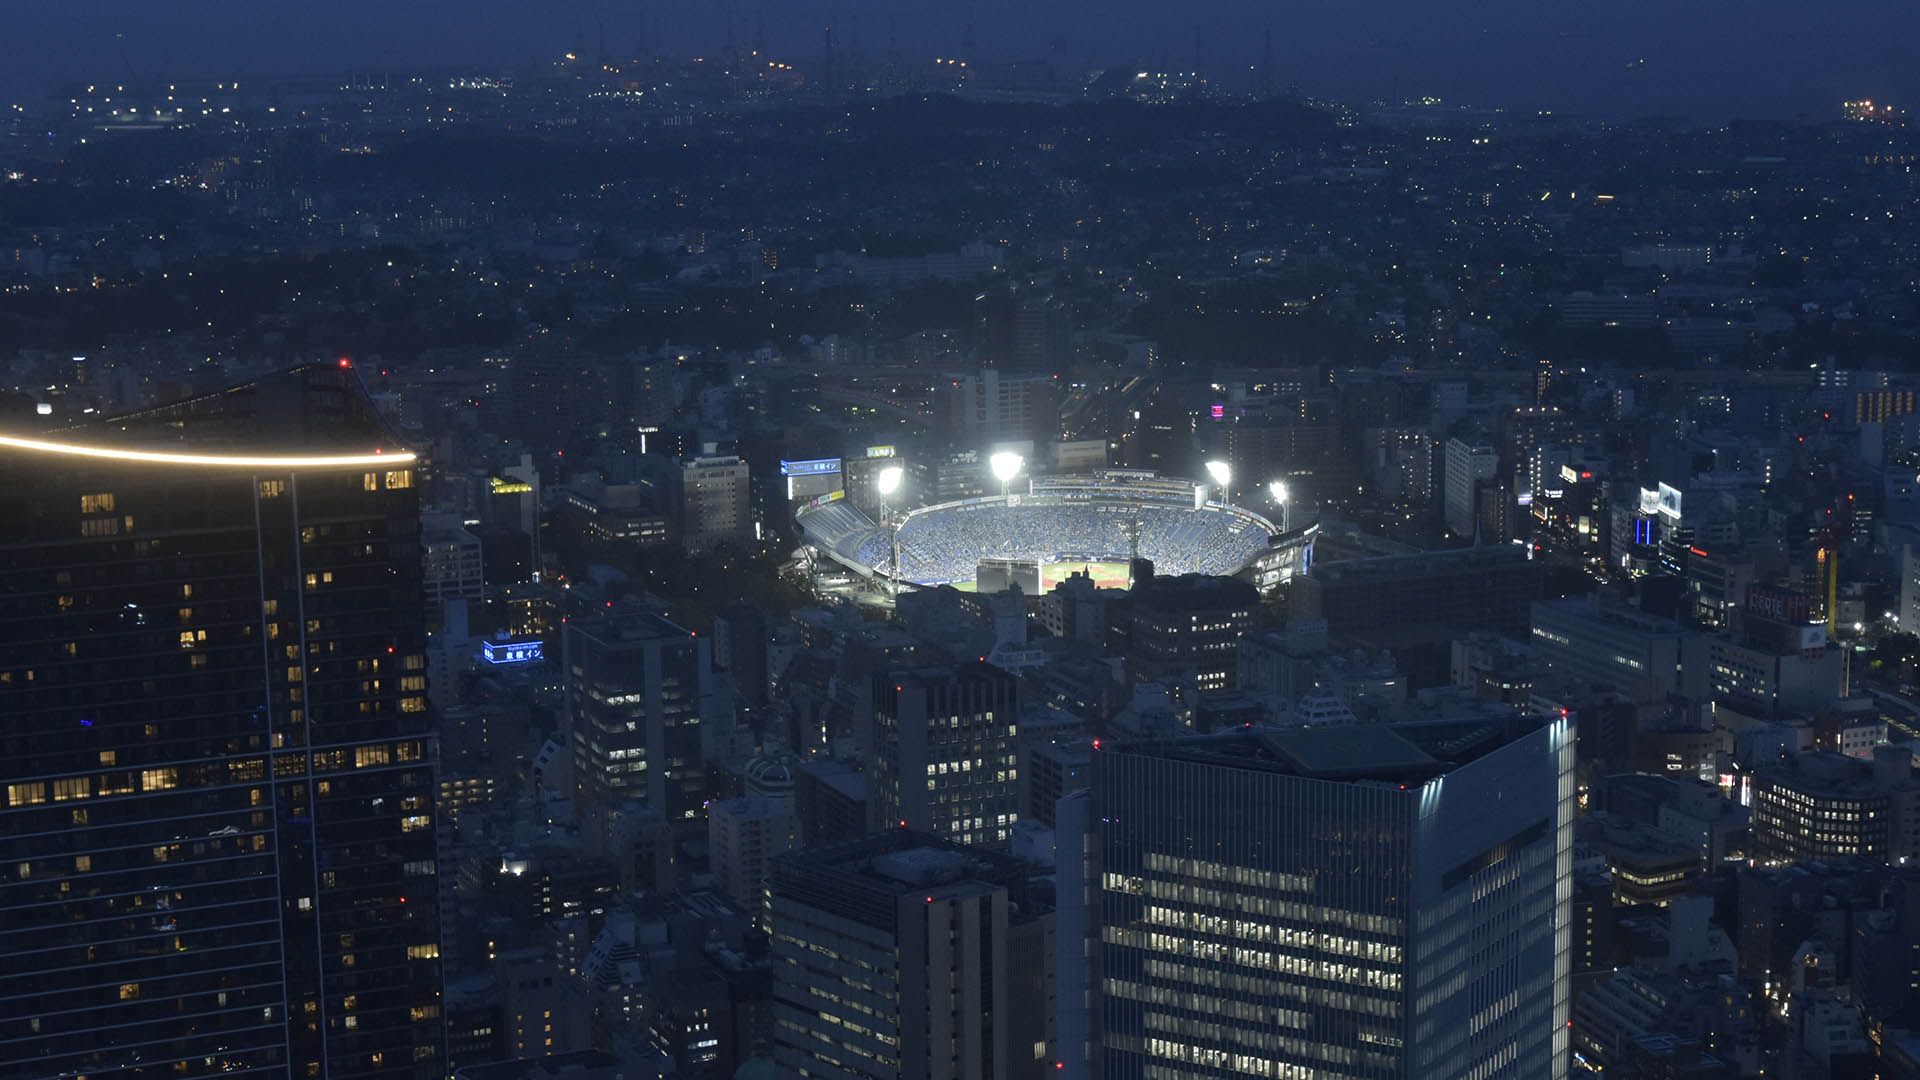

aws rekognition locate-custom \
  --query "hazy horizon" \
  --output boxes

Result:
[3,0,1915,123]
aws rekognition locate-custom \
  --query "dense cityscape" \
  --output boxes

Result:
[2,24,1919,1080]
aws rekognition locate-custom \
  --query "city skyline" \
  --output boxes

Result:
[1,0,1914,122]
[2,6,1918,1076]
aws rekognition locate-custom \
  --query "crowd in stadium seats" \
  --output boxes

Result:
[831,497,1271,584]
[795,500,878,552]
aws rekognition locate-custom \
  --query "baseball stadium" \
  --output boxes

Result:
[796,470,1289,594]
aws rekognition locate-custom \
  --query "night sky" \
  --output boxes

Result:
[5,0,1916,122]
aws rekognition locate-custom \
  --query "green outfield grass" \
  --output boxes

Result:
[948,560,1131,593]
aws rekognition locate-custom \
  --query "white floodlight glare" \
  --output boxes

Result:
[1269,480,1287,505]
[990,452,1024,485]
[1204,460,1231,489]
[876,465,904,497]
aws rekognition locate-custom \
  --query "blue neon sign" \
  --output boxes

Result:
[781,458,842,477]
[482,640,544,665]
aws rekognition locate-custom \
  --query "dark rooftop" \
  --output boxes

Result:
[54,363,408,455]
[1113,709,1545,784]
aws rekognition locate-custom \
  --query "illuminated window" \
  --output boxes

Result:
[80,493,115,513]
[363,472,378,491]
[119,983,140,1001]
[51,778,89,802]
[355,746,390,768]
[259,480,286,499]
[141,768,178,792]
[407,943,440,959]
[384,470,412,490]
[6,782,46,807]
[400,697,427,714]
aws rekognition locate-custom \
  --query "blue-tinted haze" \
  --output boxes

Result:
[3,0,1914,121]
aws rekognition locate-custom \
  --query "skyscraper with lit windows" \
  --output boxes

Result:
[562,607,710,827]
[870,660,1021,848]
[0,364,444,1080]
[1092,716,1573,1079]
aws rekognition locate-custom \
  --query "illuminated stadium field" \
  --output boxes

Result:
[948,560,1133,593]
[796,471,1281,592]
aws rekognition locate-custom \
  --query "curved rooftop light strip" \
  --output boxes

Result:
[0,433,416,469]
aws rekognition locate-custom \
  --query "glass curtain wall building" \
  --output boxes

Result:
[1093,717,1574,1079]
[0,365,444,1080]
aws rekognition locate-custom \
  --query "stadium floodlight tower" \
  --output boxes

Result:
[1269,479,1290,532]
[990,451,1024,554]
[877,464,905,599]
[990,451,1024,495]
[1205,459,1231,503]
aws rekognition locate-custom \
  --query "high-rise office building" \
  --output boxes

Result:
[1092,717,1574,1079]
[1290,545,1538,686]
[563,608,710,826]
[677,452,751,553]
[1530,595,1699,704]
[1122,570,1260,711]
[767,833,1044,1080]
[0,364,444,1080]
[871,661,1021,848]
[1443,437,1499,538]
[708,796,797,919]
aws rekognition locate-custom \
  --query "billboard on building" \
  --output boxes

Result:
[1746,584,1814,625]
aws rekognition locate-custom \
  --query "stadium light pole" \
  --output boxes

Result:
[1204,459,1231,504]
[1269,479,1290,532]
[990,451,1024,555]
[877,465,904,600]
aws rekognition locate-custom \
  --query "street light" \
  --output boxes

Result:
[1268,480,1290,532]
[877,465,905,599]
[1204,460,1230,502]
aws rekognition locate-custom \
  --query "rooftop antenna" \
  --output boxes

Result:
[823,21,835,91]
[1261,28,1274,96]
